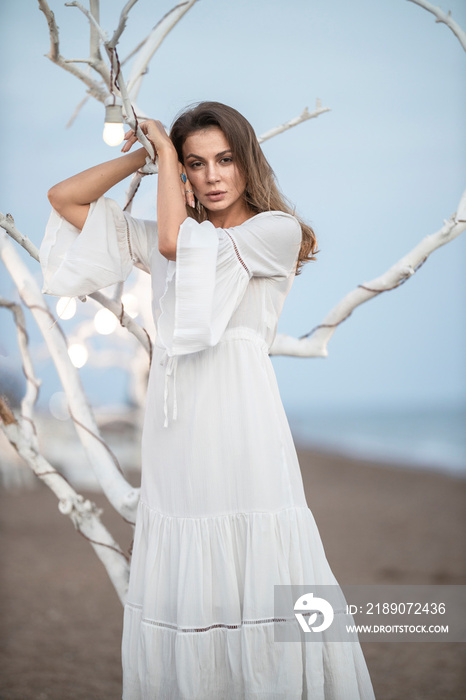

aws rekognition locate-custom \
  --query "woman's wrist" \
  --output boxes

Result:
[155,142,178,160]
[127,147,149,170]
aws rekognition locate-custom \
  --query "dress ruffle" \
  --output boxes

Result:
[40,197,134,297]
[155,217,252,427]
[122,501,375,700]
[157,217,250,358]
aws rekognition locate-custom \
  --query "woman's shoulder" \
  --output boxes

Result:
[230,210,301,231]
[247,210,299,223]
[234,211,301,244]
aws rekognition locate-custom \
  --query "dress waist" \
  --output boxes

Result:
[218,327,270,353]
[156,327,270,428]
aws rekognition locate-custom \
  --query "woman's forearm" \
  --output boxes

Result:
[48,147,147,230]
[156,145,189,261]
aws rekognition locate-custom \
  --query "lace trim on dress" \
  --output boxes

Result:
[124,216,134,261]
[224,230,249,275]
[126,602,346,634]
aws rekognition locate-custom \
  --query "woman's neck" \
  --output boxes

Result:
[207,202,254,229]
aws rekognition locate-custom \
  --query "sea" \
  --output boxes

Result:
[2,404,464,491]
[286,403,466,479]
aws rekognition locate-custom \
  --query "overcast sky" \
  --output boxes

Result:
[1,0,465,414]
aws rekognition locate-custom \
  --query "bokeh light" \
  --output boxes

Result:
[48,391,70,421]
[56,297,76,320]
[94,308,118,335]
[121,293,139,319]
[68,343,88,368]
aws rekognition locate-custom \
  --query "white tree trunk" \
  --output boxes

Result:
[0,232,140,523]
[0,399,130,603]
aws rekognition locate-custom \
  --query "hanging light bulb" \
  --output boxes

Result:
[103,96,124,146]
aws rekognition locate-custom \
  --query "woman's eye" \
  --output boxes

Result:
[221,157,233,164]
[188,161,202,169]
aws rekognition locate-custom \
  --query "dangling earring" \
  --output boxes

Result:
[195,197,204,220]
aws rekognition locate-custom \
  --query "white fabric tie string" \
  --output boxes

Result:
[158,328,269,429]
[160,351,178,428]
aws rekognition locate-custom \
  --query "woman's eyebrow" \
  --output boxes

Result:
[185,150,232,160]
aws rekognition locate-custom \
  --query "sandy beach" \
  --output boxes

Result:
[1,449,465,700]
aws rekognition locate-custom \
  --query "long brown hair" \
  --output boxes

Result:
[170,101,317,275]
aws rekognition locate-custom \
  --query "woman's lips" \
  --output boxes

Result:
[206,191,226,201]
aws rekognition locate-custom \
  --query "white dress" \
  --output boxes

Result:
[41,197,376,700]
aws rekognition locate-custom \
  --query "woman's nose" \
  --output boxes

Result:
[206,164,220,183]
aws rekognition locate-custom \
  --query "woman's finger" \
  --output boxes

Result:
[178,162,187,204]
[178,163,195,208]
[121,132,137,153]
[185,176,195,209]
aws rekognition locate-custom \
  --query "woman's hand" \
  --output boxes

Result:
[122,119,172,156]
[122,120,195,209]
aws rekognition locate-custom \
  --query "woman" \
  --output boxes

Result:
[41,102,375,699]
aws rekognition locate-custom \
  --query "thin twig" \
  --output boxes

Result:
[0,298,42,445]
[258,100,331,144]
[109,0,140,48]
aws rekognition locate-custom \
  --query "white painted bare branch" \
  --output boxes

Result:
[91,291,152,357]
[105,53,154,158]
[66,94,91,128]
[126,0,200,100]
[0,233,140,522]
[407,0,466,51]
[46,1,170,126]
[258,100,331,144]
[0,400,129,603]
[89,0,102,62]
[0,299,41,447]
[123,172,144,213]
[64,2,112,85]
[63,0,154,156]
[0,212,41,260]
[109,0,140,49]
[270,190,466,357]
[122,160,160,213]
[65,1,108,40]
[122,32,152,65]
[65,0,155,156]
[0,213,151,355]
[66,26,170,123]
[37,0,108,102]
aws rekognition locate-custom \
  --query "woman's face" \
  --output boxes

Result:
[182,126,248,224]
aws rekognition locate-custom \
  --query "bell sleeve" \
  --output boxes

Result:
[225,211,302,279]
[40,196,156,298]
[156,211,301,356]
